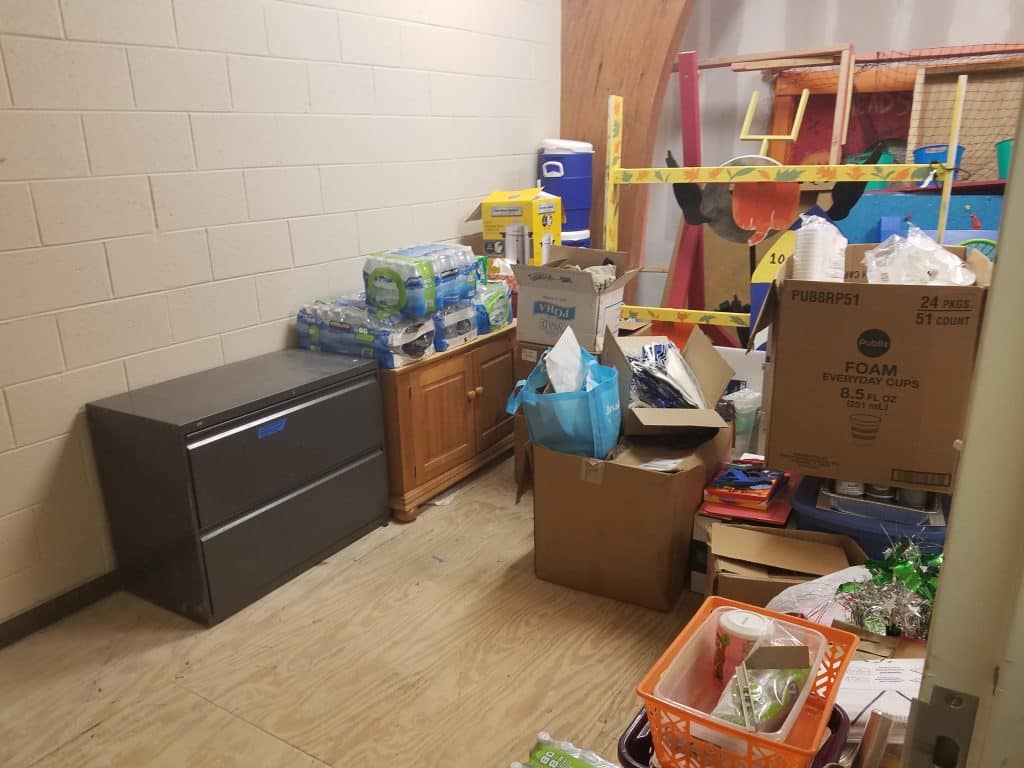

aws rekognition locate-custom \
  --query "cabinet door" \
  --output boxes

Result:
[410,354,475,483]
[473,335,515,451]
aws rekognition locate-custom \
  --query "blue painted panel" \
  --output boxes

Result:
[835,193,1003,243]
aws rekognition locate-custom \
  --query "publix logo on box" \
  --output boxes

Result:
[533,301,575,321]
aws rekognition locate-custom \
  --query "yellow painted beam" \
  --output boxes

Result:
[604,95,623,250]
[613,163,943,184]
[621,306,751,327]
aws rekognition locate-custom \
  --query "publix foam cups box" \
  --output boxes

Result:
[513,245,638,353]
[756,244,992,492]
[467,188,562,265]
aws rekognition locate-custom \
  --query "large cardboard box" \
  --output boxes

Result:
[603,327,733,437]
[467,188,562,265]
[513,246,639,353]
[532,427,732,611]
[707,523,868,607]
[514,339,549,381]
[757,245,992,492]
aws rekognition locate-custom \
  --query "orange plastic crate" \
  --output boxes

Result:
[636,597,859,768]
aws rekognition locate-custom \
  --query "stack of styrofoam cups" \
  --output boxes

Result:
[792,215,847,281]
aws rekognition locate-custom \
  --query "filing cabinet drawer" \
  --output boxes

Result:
[202,450,388,620]
[188,374,382,531]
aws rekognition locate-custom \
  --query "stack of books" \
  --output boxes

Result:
[701,459,794,525]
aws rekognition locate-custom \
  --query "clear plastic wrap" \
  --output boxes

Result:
[363,243,478,319]
[474,280,513,334]
[296,296,435,368]
[510,732,618,768]
[709,619,812,735]
[432,301,477,351]
[793,214,847,282]
[766,565,870,626]
[863,224,975,285]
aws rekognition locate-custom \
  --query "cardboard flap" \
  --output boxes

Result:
[511,263,602,295]
[611,441,705,473]
[710,524,849,576]
[546,244,631,274]
[966,248,993,287]
[604,327,635,413]
[465,202,484,222]
[748,283,779,350]
[605,267,641,294]
[633,407,727,429]
[715,557,770,579]
[745,645,810,671]
[683,326,736,406]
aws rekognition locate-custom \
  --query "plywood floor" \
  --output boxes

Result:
[0,458,701,768]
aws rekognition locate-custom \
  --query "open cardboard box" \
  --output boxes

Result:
[754,244,992,492]
[707,523,867,607]
[603,327,734,437]
[532,426,732,611]
[512,246,639,353]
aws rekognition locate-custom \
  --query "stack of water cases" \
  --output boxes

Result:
[296,296,435,369]
[362,243,479,353]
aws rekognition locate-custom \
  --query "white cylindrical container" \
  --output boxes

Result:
[715,609,769,682]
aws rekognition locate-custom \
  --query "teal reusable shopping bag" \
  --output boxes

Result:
[506,348,621,459]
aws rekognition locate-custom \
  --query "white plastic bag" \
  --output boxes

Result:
[863,225,975,285]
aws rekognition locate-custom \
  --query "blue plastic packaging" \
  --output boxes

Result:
[297,297,435,368]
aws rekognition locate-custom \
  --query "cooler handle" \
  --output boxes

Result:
[541,160,564,178]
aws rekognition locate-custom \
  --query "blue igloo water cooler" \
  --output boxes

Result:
[538,139,594,232]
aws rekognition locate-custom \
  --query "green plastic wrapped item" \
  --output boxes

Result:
[711,666,810,733]
[708,618,817,738]
[510,732,617,768]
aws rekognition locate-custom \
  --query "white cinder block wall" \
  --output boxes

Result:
[0,0,560,622]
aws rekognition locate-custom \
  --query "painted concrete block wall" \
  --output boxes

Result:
[0,0,560,622]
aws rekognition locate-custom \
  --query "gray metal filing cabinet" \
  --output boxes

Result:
[87,350,388,625]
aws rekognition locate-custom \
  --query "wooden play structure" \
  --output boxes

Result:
[599,44,1021,334]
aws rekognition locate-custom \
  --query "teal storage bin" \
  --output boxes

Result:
[996,138,1013,180]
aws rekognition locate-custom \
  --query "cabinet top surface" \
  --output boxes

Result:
[88,349,377,429]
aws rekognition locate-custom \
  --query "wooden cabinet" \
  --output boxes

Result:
[381,326,516,520]
[473,337,515,452]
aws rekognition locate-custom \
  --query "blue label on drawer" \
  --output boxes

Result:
[257,417,287,439]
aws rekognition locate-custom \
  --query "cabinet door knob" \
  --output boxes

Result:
[467,389,477,401]
[475,386,484,396]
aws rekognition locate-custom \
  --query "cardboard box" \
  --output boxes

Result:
[467,188,562,265]
[689,512,716,594]
[533,427,732,610]
[603,327,734,437]
[513,246,638,353]
[757,245,992,492]
[514,339,549,381]
[707,523,867,607]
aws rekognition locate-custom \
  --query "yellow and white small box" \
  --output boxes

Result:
[468,188,562,265]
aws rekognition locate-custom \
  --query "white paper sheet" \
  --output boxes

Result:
[836,658,924,742]
[545,327,585,393]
